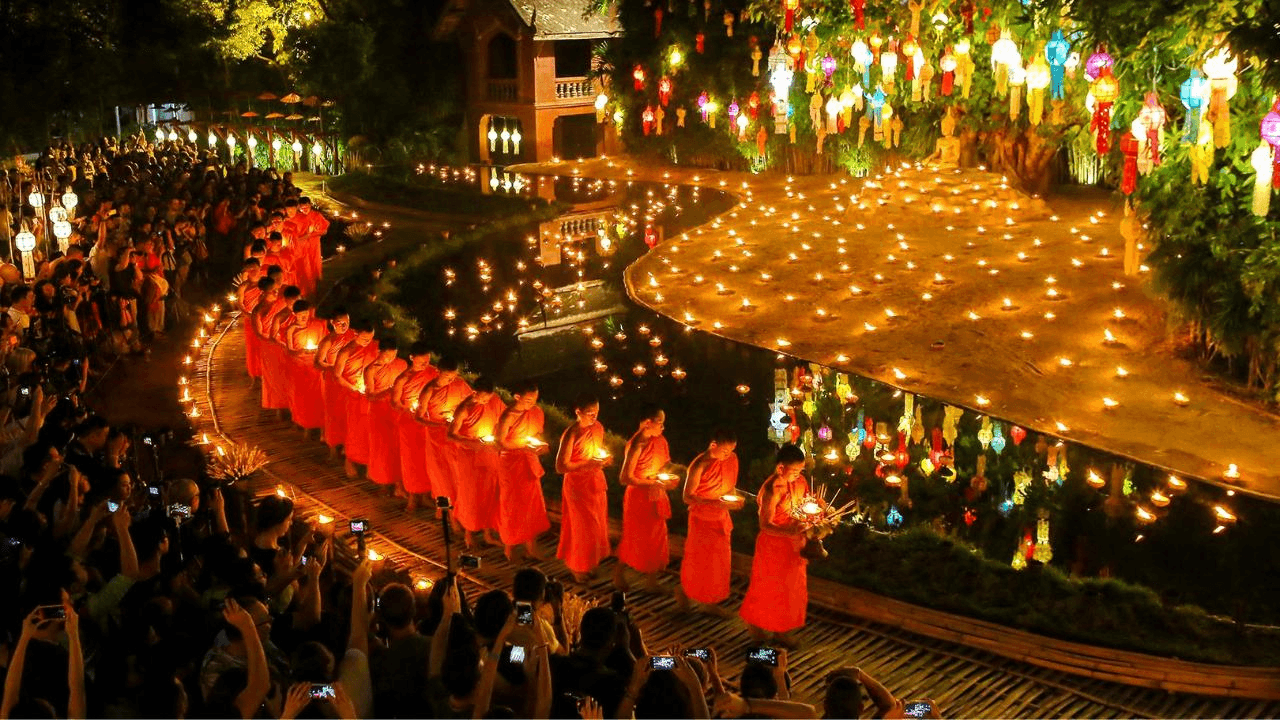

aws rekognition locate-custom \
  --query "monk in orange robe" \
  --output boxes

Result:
[315,309,354,457]
[364,338,408,489]
[250,281,285,400]
[260,232,296,289]
[237,261,265,378]
[415,357,471,518]
[282,301,328,435]
[555,393,613,583]
[740,443,811,644]
[495,380,551,561]
[390,342,436,511]
[297,197,328,289]
[332,320,380,477]
[614,404,677,592]
[447,376,506,548]
[259,286,301,413]
[676,429,742,613]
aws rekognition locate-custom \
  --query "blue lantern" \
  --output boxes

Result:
[991,424,1007,455]
[1045,30,1069,100]
[1180,68,1207,141]
[886,505,904,528]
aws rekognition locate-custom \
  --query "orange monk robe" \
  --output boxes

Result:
[340,341,381,464]
[680,452,739,604]
[496,406,551,546]
[394,367,437,494]
[616,434,673,574]
[418,377,472,504]
[282,215,314,297]
[739,474,810,634]
[365,358,409,486]
[556,423,612,575]
[262,312,299,410]
[301,211,328,286]
[253,298,289,408]
[450,394,507,533]
[283,318,328,430]
[240,282,264,378]
[261,250,296,288]
[319,330,356,449]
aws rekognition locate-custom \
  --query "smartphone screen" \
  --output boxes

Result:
[505,644,526,665]
[746,647,778,666]
[349,519,367,534]
[39,605,67,620]
[903,702,933,718]
[649,655,676,671]
[107,500,121,513]
[515,602,534,625]
[683,648,710,661]
[460,554,481,570]
[309,684,335,700]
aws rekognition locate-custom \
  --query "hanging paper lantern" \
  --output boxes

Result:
[783,0,799,33]
[724,10,735,36]
[825,95,841,133]
[849,0,866,28]
[959,0,976,33]
[658,76,673,107]
[1045,30,1070,100]
[595,93,609,123]
[642,107,656,136]
[653,5,663,36]
[1084,47,1113,81]
[669,47,684,70]
[1262,98,1280,188]
[1011,426,1027,445]
[991,425,1007,455]
[1119,131,1140,195]
[940,48,957,96]
[1008,63,1026,120]
[817,425,832,441]
[955,40,975,98]
[632,65,646,91]
[1026,56,1050,125]
[821,54,837,81]
[1203,48,1238,149]
[851,39,872,86]
[1251,142,1273,217]
[728,98,740,125]
[696,32,706,54]
[1179,68,1208,141]
[886,506,904,528]
[1136,91,1166,165]
[786,34,803,65]
[1090,66,1119,154]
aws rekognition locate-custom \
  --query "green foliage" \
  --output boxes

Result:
[177,0,324,63]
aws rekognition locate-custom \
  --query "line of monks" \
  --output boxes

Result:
[232,247,813,644]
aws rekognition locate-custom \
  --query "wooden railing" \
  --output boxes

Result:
[553,77,594,101]
[485,79,518,102]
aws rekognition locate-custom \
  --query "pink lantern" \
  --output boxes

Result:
[1262,98,1280,148]
[821,54,837,80]
[1085,47,1113,81]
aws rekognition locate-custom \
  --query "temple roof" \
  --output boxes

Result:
[434,0,620,40]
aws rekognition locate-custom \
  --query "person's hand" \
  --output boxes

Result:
[922,697,942,719]
[62,591,79,640]
[207,486,224,514]
[578,696,604,720]
[281,683,310,720]
[353,558,374,587]
[712,692,748,718]
[442,577,461,615]
[20,608,45,639]
[304,552,324,582]
[881,699,908,719]
[221,597,255,632]
[110,502,132,531]
[272,547,298,579]
[330,681,357,720]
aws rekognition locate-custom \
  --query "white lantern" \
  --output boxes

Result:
[27,191,43,208]
[291,140,303,154]
[247,135,258,148]
[48,207,68,223]
[188,129,198,143]
[14,230,35,253]
[312,141,323,155]
[487,125,498,151]
[272,138,282,151]
[168,130,177,142]
[155,128,165,143]
[208,132,217,147]
[53,221,72,252]
[511,128,523,153]
[226,135,236,147]
[60,192,77,211]
[500,127,511,153]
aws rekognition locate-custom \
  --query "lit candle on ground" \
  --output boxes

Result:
[1172,392,1190,406]
[1223,464,1241,481]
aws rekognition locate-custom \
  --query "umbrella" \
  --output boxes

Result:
[285,113,305,121]
[265,112,285,119]
[257,91,279,101]
[307,116,321,122]
[241,111,260,118]
[280,93,301,104]
[321,99,336,108]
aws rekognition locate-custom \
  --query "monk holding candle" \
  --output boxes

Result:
[262,286,302,415]
[245,277,276,380]
[251,281,287,400]
[238,261,264,378]
[740,443,811,647]
[282,300,328,436]
[391,342,436,511]
[315,308,354,457]
[447,376,506,548]
[495,380,551,561]
[675,428,742,615]
[415,357,471,518]
[364,338,407,490]
[333,319,379,477]
[614,404,676,593]
[555,393,613,583]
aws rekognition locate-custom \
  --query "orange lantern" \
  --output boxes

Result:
[1090,66,1119,154]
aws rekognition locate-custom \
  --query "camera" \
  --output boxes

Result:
[349,519,367,534]
[148,486,161,497]
[167,503,191,519]
[37,605,66,621]
[460,554,481,571]
[308,684,336,700]
[746,647,778,667]
[649,656,676,671]
[683,648,710,661]
[107,500,120,513]
[515,601,534,625]
[436,496,451,510]
[903,701,935,718]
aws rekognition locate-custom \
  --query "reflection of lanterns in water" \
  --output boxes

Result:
[1213,505,1236,524]
[1223,464,1241,480]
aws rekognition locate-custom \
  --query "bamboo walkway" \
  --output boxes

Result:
[184,315,1280,720]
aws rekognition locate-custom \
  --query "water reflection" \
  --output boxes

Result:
[388,174,1280,625]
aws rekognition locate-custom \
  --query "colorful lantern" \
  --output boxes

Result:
[669,47,684,69]
[1119,131,1140,195]
[940,48,956,96]
[1180,68,1208,141]
[1026,55,1050,125]
[1251,142,1273,217]
[1203,48,1238,149]
[821,54,837,81]
[850,0,866,28]
[632,65,646,92]
[783,0,799,33]
[1262,98,1280,188]
[653,5,663,36]
[696,32,705,53]
[724,10,735,36]
[1045,30,1069,100]
[852,39,872,85]
[1085,47,1112,81]
[1008,63,1025,120]
[1136,92,1166,166]
[1090,66,1119,154]
[658,76,673,107]
[642,106,655,136]
[955,40,975,98]
[728,98,740,125]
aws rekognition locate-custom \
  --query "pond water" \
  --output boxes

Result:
[383,172,1280,626]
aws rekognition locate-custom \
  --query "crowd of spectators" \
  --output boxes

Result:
[0,136,936,719]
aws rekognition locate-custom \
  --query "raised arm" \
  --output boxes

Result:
[65,598,85,720]
[0,611,39,720]
[347,559,373,656]
[225,599,269,720]
[112,506,140,579]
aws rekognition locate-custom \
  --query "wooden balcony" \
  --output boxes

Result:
[485,79,518,102]
[552,77,593,102]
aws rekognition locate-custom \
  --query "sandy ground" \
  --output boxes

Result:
[514,157,1280,501]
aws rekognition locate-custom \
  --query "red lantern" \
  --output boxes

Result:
[849,0,865,28]
[696,32,706,53]
[959,0,976,33]
[653,5,663,36]
[658,76,673,107]
[1010,425,1026,445]
[747,91,761,119]
[642,107,655,136]
[1090,66,1119,154]
[783,0,799,33]
[940,49,956,96]
[632,65,646,92]
[1119,131,1139,195]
